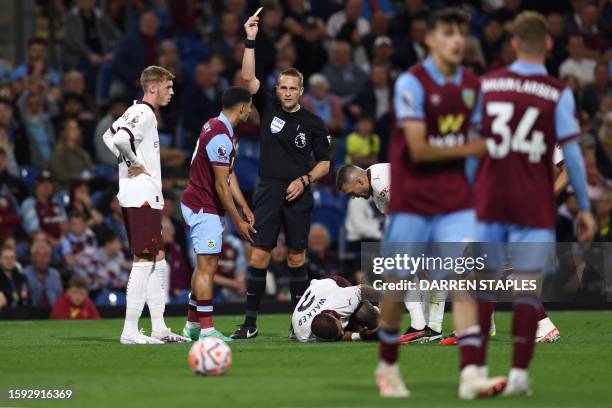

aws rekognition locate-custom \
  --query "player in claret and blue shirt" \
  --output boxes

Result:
[473,11,596,397]
[376,8,506,400]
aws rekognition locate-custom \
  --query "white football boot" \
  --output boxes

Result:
[458,365,507,400]
[152,328,192,343]
[535,317,560,343]
[120,328,165,345]
[502,369,532,396]
[375,362,411,398]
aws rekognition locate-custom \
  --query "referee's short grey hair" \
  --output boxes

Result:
[336,164,362,191]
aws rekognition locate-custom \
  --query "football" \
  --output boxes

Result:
[188,338,232,376]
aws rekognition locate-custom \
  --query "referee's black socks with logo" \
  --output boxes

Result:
[245,266,267,327]
[289,265,309,309]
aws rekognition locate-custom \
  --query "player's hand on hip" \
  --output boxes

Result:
[127,164,150,178]
[237,220,257,243]
[286,179,305,201]
[244,16,259,40]
[576,210,596,243]
[242,206,255,226]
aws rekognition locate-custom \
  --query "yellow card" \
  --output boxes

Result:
[253,6,263,16]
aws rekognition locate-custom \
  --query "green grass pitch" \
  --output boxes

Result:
[1,311,611,408]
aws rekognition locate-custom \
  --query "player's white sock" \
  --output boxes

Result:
[427,290,447,333]
[147,260,169,334]
[404,285,426,330]
[508,368,528,385]
[123,261,154,335]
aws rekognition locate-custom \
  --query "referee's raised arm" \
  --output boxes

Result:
[242,16,261,95]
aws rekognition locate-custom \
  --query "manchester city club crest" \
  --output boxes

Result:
[270,116,286,134]
[462,89,475,108]
[295,132,307,148]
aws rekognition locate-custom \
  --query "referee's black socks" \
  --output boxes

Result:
[245,266,267,327]
[289,265,309,309]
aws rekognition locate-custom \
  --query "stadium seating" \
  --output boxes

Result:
[20,165,42,192]
[95,290,127,307]
[312,187,348,243]
[234,157,259,194]
[94,164,117,182]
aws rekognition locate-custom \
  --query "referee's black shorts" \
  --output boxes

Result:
[252,177,313,250]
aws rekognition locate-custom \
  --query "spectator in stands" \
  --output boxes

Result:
[68,180,104,228]
[326,0,370,41]
[73,228,129,298]
[345,114,380,167]
[0,245,28,309]
[292,17,328,82]
[388,0,428,42]
[61,71,96,114]
[24,241,62,307]
[559,33,597,86]
[0,99,19,176]
[13,38,60,89]
[158,40,186,136]
[348,63,391,122]
[20,92,55,167]
[110,10,159,98]
[301,74,344,138]
[594,188,612,242]
[323,41,368,102]
[392,13,427,71]
[265,45,297,91]
[565,2,608,55]
[20,171,67,247]
[0,186,21,242]
[50,275,100,320]
[255,5,289,80]
[215,233,247,302]
[362,12,390,62]
[557,190,580,242]
[60,211,97,269]
[0,147,28,203]
[345,195,384,248]
[94,97,128,164]
[62,0,120,71]
[306,223,342,280]
[210,12,242,68]
[488,36,517,71]
[463,37,487,75]
[546,13,569,77]
[580,62,610,118]
[480,16,505,66]
[162,216,191,299]
[104,197,128,251]
[49,118,93,191]
[181,63,222,151]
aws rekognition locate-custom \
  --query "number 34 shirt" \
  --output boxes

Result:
[253,86,331,181]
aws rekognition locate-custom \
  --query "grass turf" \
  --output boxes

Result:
[1,311,611,408]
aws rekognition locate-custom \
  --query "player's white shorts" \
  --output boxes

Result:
[180,203,225,255]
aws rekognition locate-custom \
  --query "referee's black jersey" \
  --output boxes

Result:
[252,85,331,181]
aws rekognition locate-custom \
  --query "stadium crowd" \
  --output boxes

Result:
[0,0,610,316]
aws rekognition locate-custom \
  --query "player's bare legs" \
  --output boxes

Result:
[185,254,233,343]
[376,282,410,398]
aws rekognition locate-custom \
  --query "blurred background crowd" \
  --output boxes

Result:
[0,0,610,316]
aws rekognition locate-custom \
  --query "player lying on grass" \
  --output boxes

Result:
[291,275,380,342]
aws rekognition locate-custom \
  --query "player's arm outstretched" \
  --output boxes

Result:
[230,172,255,226]
[242,16,261,95]
[395,73,485,163]
[213,165,256,242]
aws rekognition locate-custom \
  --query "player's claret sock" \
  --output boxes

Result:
[182,292,200,341]
[477,301,496,369]
[197,299,214,329]
[457,325,482,370]
[244,266,267,327]
[288,265,308,309]
[378,325,400,365]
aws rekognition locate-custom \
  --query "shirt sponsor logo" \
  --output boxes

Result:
[295,132,307,148]
[438,114,465,134]
[270,116,286,134]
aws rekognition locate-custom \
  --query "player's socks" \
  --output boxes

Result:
[512,297,538,369]
[457,325,482,370]
[477,301,496,367]
[244,266,267,327]
[122,261,153,336]
[404,301,426,331]
[147,260,168,334]
[378,325,400,365]
[427,290,447,333]
[197,299,214,329]
[187,292,199,326]
[536,302,548,321]
[288,265,308,309]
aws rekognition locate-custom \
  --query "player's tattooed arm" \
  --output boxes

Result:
[403,121,486,163]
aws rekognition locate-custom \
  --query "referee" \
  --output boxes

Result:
[231,14,331,339]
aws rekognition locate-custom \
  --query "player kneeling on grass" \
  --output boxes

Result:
[291,275,380,342]
[181,86,256,343]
